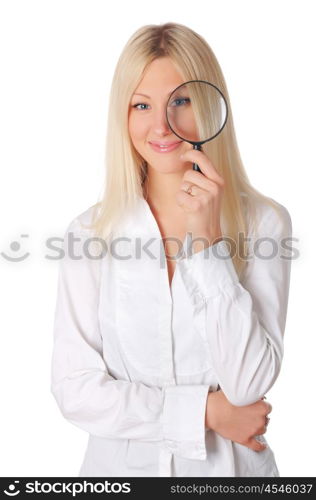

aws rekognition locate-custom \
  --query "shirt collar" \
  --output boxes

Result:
[114,195,189,260]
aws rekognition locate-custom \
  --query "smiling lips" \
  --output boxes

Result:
[149,140,182,153]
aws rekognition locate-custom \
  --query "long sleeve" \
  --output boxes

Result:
[50,216,210,460]
[177,202,292,407]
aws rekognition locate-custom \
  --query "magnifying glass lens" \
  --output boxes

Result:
[166,81,227,143]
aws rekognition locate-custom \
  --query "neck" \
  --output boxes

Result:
[143,167,188,217]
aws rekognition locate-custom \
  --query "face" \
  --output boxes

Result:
[128,57,193,174]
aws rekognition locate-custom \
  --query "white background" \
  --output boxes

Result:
[0,0,315,477]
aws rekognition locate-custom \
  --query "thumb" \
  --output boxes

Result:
[249,437,267,452]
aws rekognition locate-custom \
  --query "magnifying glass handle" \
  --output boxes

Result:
[193,143,202,173]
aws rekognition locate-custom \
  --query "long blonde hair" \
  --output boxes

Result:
[82,22,284,279]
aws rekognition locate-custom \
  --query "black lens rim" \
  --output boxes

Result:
[165,79,229,145]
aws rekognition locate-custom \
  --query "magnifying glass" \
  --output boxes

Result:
[166,80,228,173]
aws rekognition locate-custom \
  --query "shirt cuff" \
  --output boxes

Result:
[177,239,240,303]
[162,384,210,460]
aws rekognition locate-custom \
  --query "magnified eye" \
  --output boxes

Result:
[170,97,191,107]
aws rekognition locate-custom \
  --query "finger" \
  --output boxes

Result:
[180,181,209,197]
[183,169,222,192]
[258,423,268,435]
[180,150,224,186]
[176,188,202,211]
[249,437,267,452]
[265,402,273,414]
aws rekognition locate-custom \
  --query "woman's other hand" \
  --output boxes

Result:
[205,389,272,452]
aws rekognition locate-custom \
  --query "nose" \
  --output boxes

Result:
[152,105,171,136]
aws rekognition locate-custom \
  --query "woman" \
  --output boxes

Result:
[51,22,292,477]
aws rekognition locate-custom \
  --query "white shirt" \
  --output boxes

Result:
[50,193,292,477]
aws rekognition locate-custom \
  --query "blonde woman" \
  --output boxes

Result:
[51,22,292,477]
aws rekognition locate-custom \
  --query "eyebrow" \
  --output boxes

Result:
[133,85,187,99]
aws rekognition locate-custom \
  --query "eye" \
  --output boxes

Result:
[132,103,150,110]
[169,97,191,107]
